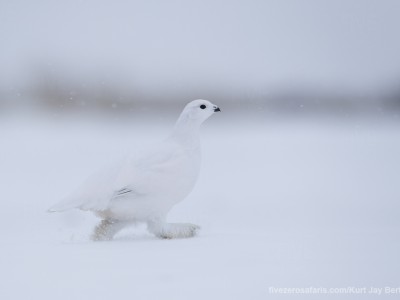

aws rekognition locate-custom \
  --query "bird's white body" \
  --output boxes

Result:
[49,100,220,240]
[100,138,201,221]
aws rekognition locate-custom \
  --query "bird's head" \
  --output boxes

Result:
[179,99,221,125]
[171,99,221,140]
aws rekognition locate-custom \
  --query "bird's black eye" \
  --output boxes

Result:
[200,104,207,109]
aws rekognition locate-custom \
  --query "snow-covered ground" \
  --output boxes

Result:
[1,113,400,299]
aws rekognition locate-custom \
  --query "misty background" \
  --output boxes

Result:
[1,0,400,117]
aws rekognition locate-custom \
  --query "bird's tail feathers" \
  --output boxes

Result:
[47,197,82,213]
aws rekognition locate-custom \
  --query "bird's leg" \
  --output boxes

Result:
[91,219,128,241]
[147,219,200,239]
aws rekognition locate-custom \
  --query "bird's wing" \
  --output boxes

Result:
[111,139,180,181]
[49,140,186,212]
[114,187,133,197]
[107,140,189,201]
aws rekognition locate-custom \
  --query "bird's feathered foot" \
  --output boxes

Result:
[91,219,129,241]
[147,221,200,239]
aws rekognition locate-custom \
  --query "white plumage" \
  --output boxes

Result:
[49,100,220,240]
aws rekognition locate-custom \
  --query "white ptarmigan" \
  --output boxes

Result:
[49,100,220,240]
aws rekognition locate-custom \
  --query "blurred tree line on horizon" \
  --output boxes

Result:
[1,66,400,119]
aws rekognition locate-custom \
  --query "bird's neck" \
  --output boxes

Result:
[169,114,201,147]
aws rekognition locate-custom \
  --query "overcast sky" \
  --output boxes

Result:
[1,0,400,93]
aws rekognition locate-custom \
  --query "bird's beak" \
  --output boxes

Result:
[214,107,221,112]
